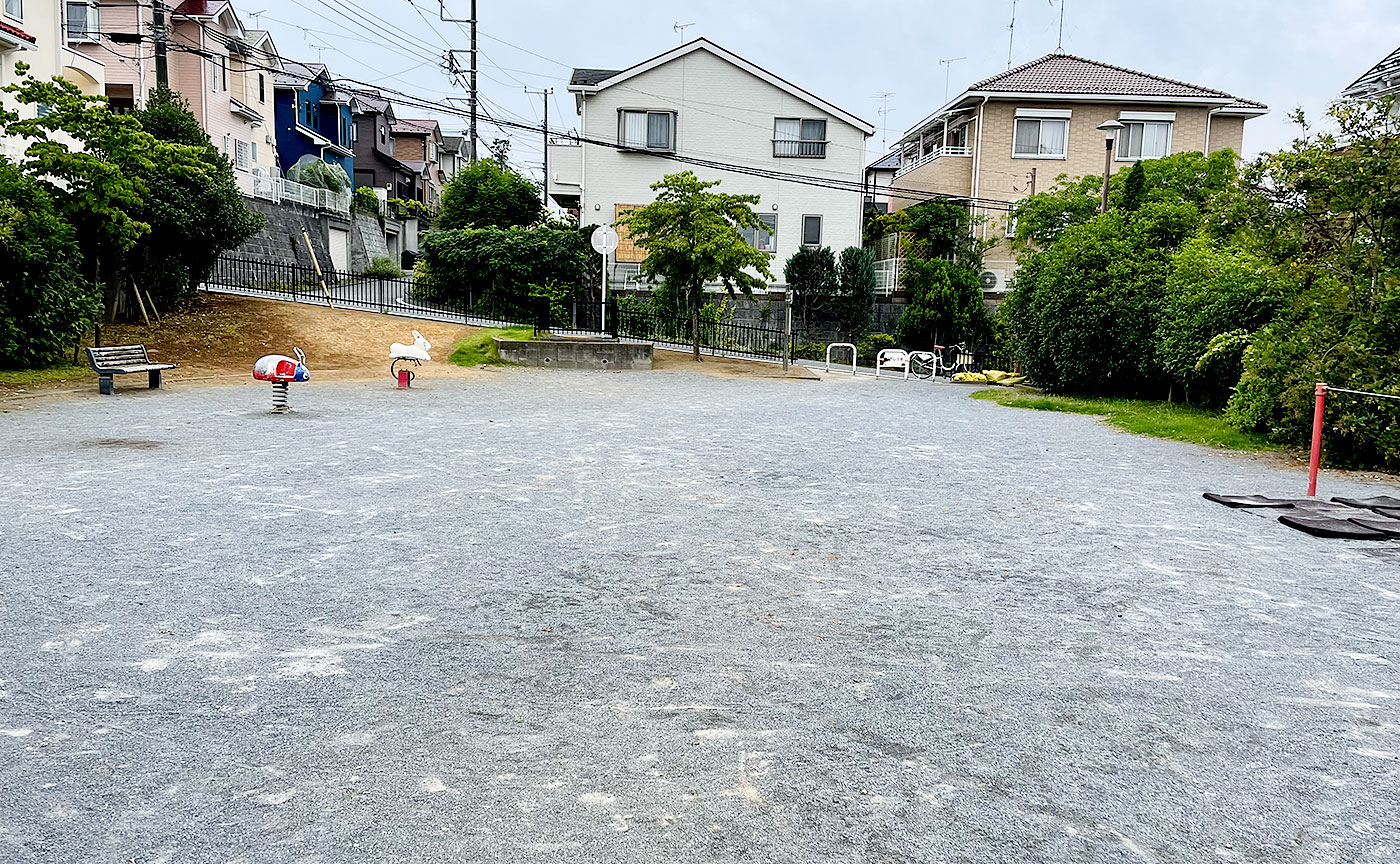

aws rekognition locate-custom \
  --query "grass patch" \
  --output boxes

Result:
[448,327,534,367]
[970,388,1276,452]
[0,363,89,389]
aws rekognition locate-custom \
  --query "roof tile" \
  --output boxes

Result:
[970,53,1236,99]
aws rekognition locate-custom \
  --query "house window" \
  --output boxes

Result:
[210,55,227,92]
[773,118,827,158]
[619,110,674,151]
[65,1,98,41]
[801,214,822,247]
[947,123,969,150]
[251,141,258,162]
[4,0,21,20]
[1117,121,1172,161]
[258,74,265,103]
[742,214,777,253]
[234,139,250,171]
[1012,118,1068,158]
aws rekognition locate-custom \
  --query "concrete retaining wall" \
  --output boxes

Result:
[233,197,349,272]
[495,338,653,370]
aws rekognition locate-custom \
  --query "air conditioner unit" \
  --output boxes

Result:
[979,269,1008,294]
[265,133,274,144]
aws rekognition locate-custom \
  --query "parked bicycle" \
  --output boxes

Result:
[909,342,973,380]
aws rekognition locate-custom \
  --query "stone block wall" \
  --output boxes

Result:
[350,212,391,273]
[233,198,352,272]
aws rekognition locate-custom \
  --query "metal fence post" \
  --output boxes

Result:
[783,298,793,371]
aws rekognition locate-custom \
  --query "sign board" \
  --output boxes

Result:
[590,225,619,256]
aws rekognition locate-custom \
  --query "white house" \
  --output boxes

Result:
[548,38,875,290]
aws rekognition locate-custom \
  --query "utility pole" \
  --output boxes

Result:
[469,0,478,162]
[526,87,553,209]
[153,0,169,88]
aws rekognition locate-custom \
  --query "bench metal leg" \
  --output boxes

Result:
[98,374,114,396]
[148,369,163,389]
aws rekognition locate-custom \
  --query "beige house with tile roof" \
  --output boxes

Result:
[888,53,1267,293]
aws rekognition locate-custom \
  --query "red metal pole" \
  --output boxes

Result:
[1308,383,1328,497]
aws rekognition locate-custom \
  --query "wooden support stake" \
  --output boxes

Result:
[142,284,162,324]
[302,228,335,309]
[132,279,152,327]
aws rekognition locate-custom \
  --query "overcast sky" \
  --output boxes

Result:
[263,0,1400,179]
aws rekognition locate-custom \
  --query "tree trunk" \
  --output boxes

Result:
[691,286,702,362]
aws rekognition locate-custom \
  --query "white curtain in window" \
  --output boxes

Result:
[1038,119,1066,156]
[66,2,95,39]
[1013,119,1040,155]
[774,119,800,141]
[7,0,23,18]
[1143,121,1170,158]
[800,119,826,142]
[622,111,647,147]
[646,113,670,149]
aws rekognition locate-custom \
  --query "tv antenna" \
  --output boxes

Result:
[308,41,331,62]
[245,8,266,27]
[674,22,696,42]
[939,57,966,103]
[1057,0,1067,51]
[873,92,895,152]
[1006,0,1018,68]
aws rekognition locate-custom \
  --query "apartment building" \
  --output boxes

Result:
[890,53,1267,291]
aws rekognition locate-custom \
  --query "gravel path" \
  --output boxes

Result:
[1,370,1397,863]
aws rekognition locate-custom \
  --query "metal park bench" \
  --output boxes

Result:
[86,345,176,395]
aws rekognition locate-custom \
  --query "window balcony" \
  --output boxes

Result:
[894,144,971,178]
[773,139,827,158]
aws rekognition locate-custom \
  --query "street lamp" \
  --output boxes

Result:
[1096,120,1125,214]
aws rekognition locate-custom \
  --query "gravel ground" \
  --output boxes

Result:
[1,369,1397,863]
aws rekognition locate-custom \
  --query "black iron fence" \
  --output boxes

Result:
[612,306,786,360]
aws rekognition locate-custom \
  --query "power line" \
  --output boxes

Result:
[185,24,1018,212]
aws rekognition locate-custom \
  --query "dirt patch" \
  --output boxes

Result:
[0,295,492,400]
[653,348,818,380]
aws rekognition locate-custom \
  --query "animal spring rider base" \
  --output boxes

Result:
[253,348,309,413]
[390,330,431,389]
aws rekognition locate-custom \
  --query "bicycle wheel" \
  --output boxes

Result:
[909,354,937,379]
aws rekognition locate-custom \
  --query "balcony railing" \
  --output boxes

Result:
[773,139,827,158]
[250,173,351,214]
[894,144,971,177]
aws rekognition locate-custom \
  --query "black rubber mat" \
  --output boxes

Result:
[1332,496,1400,510]
[1202,493,1295,508]
[1350,517,1400,538]
[1278,514,1389,540]
[1376,508,1400,521]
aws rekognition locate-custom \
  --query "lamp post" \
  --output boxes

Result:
[1096,119,1125,214]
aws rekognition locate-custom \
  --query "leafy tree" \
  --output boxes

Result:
[617,172,773,360]
[129,86,263,309]
[784,245,837,338]
[2,71,258,317]
[895,258,990,351]
[836,246,877,340]
[439,158,542,230]
[1122,161,1147,212]
[415,224,591,320]
[0,161,97,367]
[1155,238,1289,406]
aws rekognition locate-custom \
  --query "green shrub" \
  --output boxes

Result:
[895,258,990,351]
[1155,238,1289,405]
[1226,276,1400,470]
[0,163,97,368]
[439,159,541,230]
[415,226,590,317]
[363,255,403,278]
[856,333,897,367]
[837,246,877,339]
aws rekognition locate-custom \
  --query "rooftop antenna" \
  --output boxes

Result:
[1006,0,1018,68]
[674,22,696,43]
[308,40,330,62]
[245,8,266,27]
[939,57,966,103]
[873,92,894,151]
[1057,0,1067,51]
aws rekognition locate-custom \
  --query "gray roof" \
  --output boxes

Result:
[570,68,621,87]
[354,90,393,117]
[970,53,1235,100]
[274,60,327,89]
[866,151,901,172]
[1343,46,1400,99]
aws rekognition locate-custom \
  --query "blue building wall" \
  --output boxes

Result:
[273,79,355,179]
